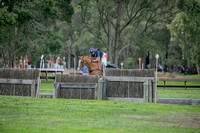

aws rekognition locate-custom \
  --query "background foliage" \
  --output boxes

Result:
[0,0,199,74]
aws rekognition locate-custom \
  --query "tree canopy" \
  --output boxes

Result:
[0,0,199,74]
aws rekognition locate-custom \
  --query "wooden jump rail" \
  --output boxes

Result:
[104,76,155,103]
[54,77,156,103]
[54,82,101,100]
[0,78,37,97]
[157,78,200,89]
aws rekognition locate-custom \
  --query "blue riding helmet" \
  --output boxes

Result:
[89,48,96,53]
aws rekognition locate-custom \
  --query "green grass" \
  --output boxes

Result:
[157,74,200,99]
[0,96,200,133]
[157,88,200,99]
[39,79,54,94]
[178,74,200,78]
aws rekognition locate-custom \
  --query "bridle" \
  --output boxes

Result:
[79,58,85,70]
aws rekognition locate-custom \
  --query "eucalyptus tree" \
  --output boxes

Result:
[168,0,200,74]
[79,0,106,51]
[0,0,73,68]
[58,0,86,69]
[80,0,178,66]
[0,0,33,67]
[26,0,73,66]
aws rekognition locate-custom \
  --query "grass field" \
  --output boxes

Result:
[157,74,200,99]
[1,74,200,132]
[39,79,55,94]
[0,96,200,133]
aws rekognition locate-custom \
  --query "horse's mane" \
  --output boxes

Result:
[83,56,90,59]
[82,56,91,62]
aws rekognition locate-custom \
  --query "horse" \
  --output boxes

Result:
[78,56,103,75]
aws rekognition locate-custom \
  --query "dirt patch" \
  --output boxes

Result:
[158,122,200,128]
[119,114,200,128]
[120,114,200,122]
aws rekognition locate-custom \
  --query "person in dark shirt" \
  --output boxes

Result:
[89,48,107,66]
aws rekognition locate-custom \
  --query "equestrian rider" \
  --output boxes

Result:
[89,48,107,66]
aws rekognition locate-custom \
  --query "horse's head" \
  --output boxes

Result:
[78,56,85,70]
[78,56,92,69]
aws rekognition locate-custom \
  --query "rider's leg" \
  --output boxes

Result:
[101,53,107,66]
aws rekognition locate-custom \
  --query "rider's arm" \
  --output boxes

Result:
[93,57,100,62]
[92,50,101,62]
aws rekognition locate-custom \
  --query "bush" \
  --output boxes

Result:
[124,58,136,69]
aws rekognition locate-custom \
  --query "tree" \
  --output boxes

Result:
[168,0,200,74]
[0,0,74,68]
[80,0,178,66]
[0,1,32,67]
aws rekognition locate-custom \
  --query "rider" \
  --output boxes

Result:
[89,48,107,66]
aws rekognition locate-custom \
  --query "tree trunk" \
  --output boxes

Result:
[151,48,155,69]
[67,33,77,69]
[164,40,169,72]
[197,64,200,74]
[8,49,13,68]
[67,45,71,69]
[12,56,15,68]
[166,29,171,72]
[1,52,6,67]
[114,0,122,66]
[107,11,113,63]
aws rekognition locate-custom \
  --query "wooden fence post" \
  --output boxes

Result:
[31,80,36,98]
[54,83,60,98]
[97,78,104,100]
[148,80,152,102]
[143,81,149,102]
[152,81,156,103]
[36,76,40,98]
